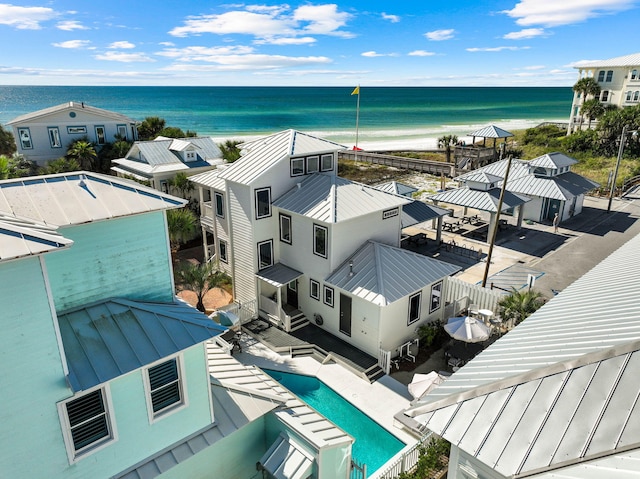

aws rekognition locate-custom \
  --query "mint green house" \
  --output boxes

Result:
[0,172,353,479]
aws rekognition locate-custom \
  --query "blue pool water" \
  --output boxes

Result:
[263,369,405,476]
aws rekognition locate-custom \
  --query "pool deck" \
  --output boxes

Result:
[234,334,418,446]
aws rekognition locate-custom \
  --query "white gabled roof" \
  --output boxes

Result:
[457,171,503,185]
[455,158,530,182]
[325,241,461,306]
[7,101,136,125]
[219,130,346,185]
[576,52,640,69]
[374,180,418,196]
[529,152,578,169]
[189,168,227,191]
[0,172,185,227]
[468,125,514,138]
[273,174,410,223]
[0,213,73,262]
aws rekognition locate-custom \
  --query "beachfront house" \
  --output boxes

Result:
[396,228,640,479]
[569,52,640,132]
[6,101,138,165]
[111,136,223,197]
[0,171,354,479]
[190,129,460,360]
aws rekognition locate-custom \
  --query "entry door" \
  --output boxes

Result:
[287,280,298,309]
[547,199,561,220]
[339,293,352,337]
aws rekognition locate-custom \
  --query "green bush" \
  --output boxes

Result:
[396,437,450,479]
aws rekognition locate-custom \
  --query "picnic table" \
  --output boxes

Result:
[408,232,428,245]
[443,220,461,232]
[461,214,481,225]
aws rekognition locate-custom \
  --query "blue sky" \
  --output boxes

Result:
[0,1,638,86]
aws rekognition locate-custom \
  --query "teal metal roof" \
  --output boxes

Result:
[58,298,227,392]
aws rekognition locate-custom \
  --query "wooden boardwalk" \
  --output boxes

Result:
[339,151,460,177]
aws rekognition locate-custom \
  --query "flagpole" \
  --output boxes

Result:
[352,85,360,162]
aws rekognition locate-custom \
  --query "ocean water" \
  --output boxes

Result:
[0,86,572,148]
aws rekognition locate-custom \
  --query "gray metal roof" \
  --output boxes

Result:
[7,101,136,125]
[188,168,226,191]
[0,213,73,262]
[402,201,450,228]
[429,187,529,212]
[325,241,461,306]
[455,158,530,182]
[121,137,222,169]
[468,125,514,138]
[256,263,303,288]
[58,298,227,392]
[274,173,410,223]
[375,181,418,196]
[0,172,185,227]
[507,171,600,200]
[576,52,640,69]
[457,171,503,185]
[219,130,346,185]
[528,152,578,169]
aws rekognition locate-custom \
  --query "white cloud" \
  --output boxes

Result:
[162,54,331,72]
[56,20,88,31]
[52,39,91,49]
[293,4,352,37]
[382,12,400,23]
[95,51,155,62]
[108,41,136,49]
[159,41,175,47]
[255,36,317,45]
[425,29,455,41]
[156,45,255,60]
[466,46,530,52]
[523,65,546,70]
[408,50,436,57]
[361,51,398,57]
[503,28,546,39]
[502,0,635,27]
[0,4,57,29]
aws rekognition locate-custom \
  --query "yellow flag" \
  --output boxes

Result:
[351,86,360,95]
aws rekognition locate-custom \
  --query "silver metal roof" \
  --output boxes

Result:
[375,181,418,196]
[0,213,73,262]
[468,125,514,138]
[455,158,530,182]
[219,130,346,185]
[58,298,227,392]
[188,168,227,191]
[507,172,600,201]
[256,262,303,288]
[529,152,578,169]
[402,201,450,228]
[7,101,136,125]
[260,433,314,479]
[325,241,461,306]
[429,187,529,212]
[0,172,185,227]
[576,52,640,69]
[458,171,503,185]
[122,137,222,168]
[274,173,410,223]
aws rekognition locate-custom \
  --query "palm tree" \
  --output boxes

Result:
[174,261,225,312]
[67,140,97,171]
[438,135,458,163]
[0,124,16,156]
[219,140,242,163]
[580,99,605,129]
[168,172,194,199]
[497,288,545,327]
[137,116,166,141]
[40,157,80,174]
[573,77,602,130]
[166,207,199,253]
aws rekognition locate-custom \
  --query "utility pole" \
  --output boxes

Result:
[608,125,628,213]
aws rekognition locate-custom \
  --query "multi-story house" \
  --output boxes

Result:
[190,129,461,361]
[0,171,353,479]
[6,102,138,165]
[568,52,640,132]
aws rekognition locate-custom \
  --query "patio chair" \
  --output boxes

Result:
[468,304,479,318]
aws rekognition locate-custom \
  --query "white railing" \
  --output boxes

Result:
[444,276,503,316]
[210,335,233,355]
[378,348,392,375]
[258,295,292,330]
[218,298,257,325]
[202,201,213,218]
[369,434,433,479]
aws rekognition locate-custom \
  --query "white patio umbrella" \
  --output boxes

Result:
[408,371,447,400]
[444,316,491,343]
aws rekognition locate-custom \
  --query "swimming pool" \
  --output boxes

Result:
[263,368,405,476]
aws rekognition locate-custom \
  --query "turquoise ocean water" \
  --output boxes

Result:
[0,86,571,147]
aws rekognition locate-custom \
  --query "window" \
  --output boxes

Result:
[291,157,305,176]
[257,240,273,270]
[313,224,328,258]
[255,187,271,219]
[117,124,127,139]
[606,70,613,82]
[632,69,638,80]
[627,91,633,101]
[430,281,442,313]
[147,358,183,417]
[67,126,87,134]
[95,126,106,145]
[310,279,320,300]
[17,128,32,149]
[219,240,228,263]
[214,192,224,218]
[597,70,605,82]
[280,213,292,244]
[48,127,61,148]
[323,285,334,307]
[185,151,196,162]
[635,91,640,102]
[307,155,319,173]
[321,154,333,171]
[408,292,421,324]
[60,388,113,458]
[601,90,609,102]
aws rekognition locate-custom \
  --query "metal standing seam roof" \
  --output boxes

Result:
[0,172,186,227]
[455,158,530,182]
[458,171,503,185]
[401,201,451,228]
[218,129,346,185]
[576,52,640,69]
[256,263,304,288]
[0,213,73,262]
[428,187,530,212]
[6,101,136,125]
[188,168,227,191]
[468,125,514,138]
[57,298,227,392]
[273,174,410,223]
[374,180,418,196]
[507,172,600,201]
[528,152,578,169]
[122,137,222,167]
[325,241,461,306]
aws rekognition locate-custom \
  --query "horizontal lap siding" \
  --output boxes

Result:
[45,212,174,312]
[228,183,256,304]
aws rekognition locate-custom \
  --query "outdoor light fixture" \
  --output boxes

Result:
[348,260,354,277]
[608,125,638,213]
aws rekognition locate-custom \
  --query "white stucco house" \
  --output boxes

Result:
[111,136,223,195]
[569,52,640,132]
[189,129,460,361]
[396,228,640,479]
[6,102,138,165]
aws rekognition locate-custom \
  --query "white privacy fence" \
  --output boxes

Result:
[444,276,504,318]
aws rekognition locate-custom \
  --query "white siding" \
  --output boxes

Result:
[228,182,256,303]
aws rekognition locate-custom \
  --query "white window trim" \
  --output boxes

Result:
[95,125,106,145]
[255,187,272,219]
[323,285,334,307]
[48,127,61,148]
[67,126,87,134]
[321,154,333,171]
[280,213,292,244]
[117,124,128,139]
[58,384,118,464]
[219,239,228,263]
[291,157,305,176]
[143,355,188,424]
[257,239,274,270]
[313,224,328,258]
[408,291,422,325]
[430,281,443,313]
[214,192,225,218]
[18,127,33,149]
[310,279,320,300]
[306,155,319,173]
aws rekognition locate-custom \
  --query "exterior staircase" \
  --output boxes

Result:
[289,311,309,332]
